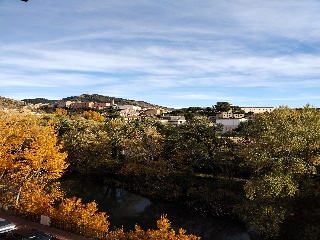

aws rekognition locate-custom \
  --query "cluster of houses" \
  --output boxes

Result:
[28,99,275,132]
[214,107,274,132]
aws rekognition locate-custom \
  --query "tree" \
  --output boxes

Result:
[125,215,200,239]
[50,197,110,233]
[237,106,320,238]
[61,118,112,174]
[214,102,231,113]
[55,108,68,116]
[231,105,245,114]
[79,110,105,122]
[164,116,232,174]
[0,111,68,211]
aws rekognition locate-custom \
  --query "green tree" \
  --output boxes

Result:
[231,105,245,114]
[214,102,231,113]
[164,116,234,174]
[61,118,113,174]
[120,119,165,162]
[237,106,320,238]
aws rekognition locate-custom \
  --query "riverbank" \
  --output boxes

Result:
[60,173,251,240]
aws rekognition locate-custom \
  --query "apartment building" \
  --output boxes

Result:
[240,107,274,114]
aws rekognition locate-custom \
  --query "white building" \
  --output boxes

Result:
[118,105,142,111]
[241,107,274,114]
[160,116,186,125]
[215,112,245,119]
[216,118,247,132]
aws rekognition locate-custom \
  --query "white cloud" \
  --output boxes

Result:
[1,0,320,107]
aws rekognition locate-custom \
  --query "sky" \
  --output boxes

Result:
[1,0,320,108]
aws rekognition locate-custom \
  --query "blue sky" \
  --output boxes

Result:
[1,0,320,108]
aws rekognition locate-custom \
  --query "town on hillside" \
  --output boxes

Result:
[0,95,275,132]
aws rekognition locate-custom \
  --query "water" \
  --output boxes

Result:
[61,174,251,240]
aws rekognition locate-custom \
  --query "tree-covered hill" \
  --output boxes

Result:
[63,94,166,109]
[23,93,168,109]
[22,98,57,105]
[0,96,25,109]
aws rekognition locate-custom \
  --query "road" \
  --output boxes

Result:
[0,211,90,240]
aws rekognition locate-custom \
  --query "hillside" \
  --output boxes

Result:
[0,96,25,109]
[23,94,168,109]
[63,94,166,109]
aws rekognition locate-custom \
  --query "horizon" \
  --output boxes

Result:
[2,93,304,109]
[1,1,320,108]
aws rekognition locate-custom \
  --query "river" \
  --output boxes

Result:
[61,174,253,240]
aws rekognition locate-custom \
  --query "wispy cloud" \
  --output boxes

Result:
[1,0,320,107]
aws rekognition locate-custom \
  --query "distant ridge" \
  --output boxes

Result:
[23,94,168,109]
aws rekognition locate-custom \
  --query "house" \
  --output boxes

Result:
[55,101,73,108]
[70,101,94,109]
[117,105,142,111]
[145,109,163,116]
[94,102,111,109]
[160,116,186,125]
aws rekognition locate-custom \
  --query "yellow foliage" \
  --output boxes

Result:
[0,110,68,208]
[81,110,105,122]
[0,111,201,240]
[55,108,68,116]
[17,182,63,214]
[51,197,110,232]
[123,215,200,240]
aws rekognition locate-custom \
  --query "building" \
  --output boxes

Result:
[145,109,163,116]
[117,105,142,111]
[213,106,274,132]
[56,101,73,108]
[240,107,274,114]
[215,112,245,119]
[70,101,94,109]
[160,116,186,125]
[216,118,247,132]
[94,102,111,109]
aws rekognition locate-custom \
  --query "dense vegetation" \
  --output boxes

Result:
[0,110,199,239]
[1,105,320,239]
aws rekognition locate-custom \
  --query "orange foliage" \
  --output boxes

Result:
[122,215,200,240]
[0,111,68,207]
[55,108,68,116]
[50,197,110,232]
[81,110,105,122]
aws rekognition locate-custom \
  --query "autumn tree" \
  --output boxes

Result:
[81,110,105,122]
[50,197,110,233]
[55,108,68,116]
[0,111,68,212]
[237,106,320,238]
[124,215,200,240]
